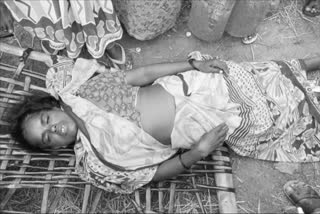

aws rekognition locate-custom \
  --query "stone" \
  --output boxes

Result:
[113,0,182,41]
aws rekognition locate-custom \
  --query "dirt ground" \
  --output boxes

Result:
[120,1,320,213]
[1,1,320,213]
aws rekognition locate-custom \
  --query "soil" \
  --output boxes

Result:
[1,1,320,213]
[120,2,320,213]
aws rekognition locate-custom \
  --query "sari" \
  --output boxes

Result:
[4,0,122,59]
[46,55,320,194]
[156,52,320,162]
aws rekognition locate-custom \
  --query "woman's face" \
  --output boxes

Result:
[22,107,78,149]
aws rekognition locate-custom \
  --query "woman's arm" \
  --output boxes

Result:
[125,59,229,86]
[152,123,228,181]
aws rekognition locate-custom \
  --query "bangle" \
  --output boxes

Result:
[188,58,199,71]
[178,153,190,170]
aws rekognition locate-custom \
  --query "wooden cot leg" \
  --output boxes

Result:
[168,182,176,213]
[212,147,237,213]
[49,188,64,213]
[191,176,206,213]
[132,190,144,214]
[158,182,164,213]
[145,186,151,212]
[41,160,55,213]
[81,184,91,213]
[89,189,102,213]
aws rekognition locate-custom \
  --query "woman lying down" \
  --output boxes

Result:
[10,52,320,193]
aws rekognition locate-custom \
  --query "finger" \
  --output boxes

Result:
[215,138,225,146]
[217,122,227,127]
[218,130,228,140]
[7,21,14,33]
[212,61,229,73]
[210,65,226,74]
[220,130,228,139]
[3,25,9,32]
[222,124,229,130]
[211,124,226,133]
[206,123,227,137]
[217,126,229,138]
[217,134,227,143]
[216,64,228,73]
[218,123,228,130]
[211,67,221,73]
[209,127,228,140]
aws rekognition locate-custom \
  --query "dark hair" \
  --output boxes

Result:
[10,94,61,151]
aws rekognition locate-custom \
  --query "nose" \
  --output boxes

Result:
[48,124,57,133]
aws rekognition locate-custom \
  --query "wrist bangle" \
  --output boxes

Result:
[188,58,199,71]
[178,153,190,170]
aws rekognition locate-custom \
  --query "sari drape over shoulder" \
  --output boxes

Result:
[47,58,177,193]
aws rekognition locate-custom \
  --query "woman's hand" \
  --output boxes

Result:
[0,2,14,33]
[153,123,229,182]
[195,123,229,158]
[194,59,229,74]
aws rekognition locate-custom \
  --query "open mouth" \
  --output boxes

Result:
[60,124,66,135]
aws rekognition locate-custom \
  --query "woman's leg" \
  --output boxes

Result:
[225,0,269,44]
[303,55,320,72]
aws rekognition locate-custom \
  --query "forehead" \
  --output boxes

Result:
[22,111,44,146]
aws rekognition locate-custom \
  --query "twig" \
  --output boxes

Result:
[250,44,255,61]
[238,204,250,213]
[284,6,299,38]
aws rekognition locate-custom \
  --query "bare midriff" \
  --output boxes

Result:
[136,84,175,145]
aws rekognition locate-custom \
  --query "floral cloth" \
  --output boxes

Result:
[156,53,320,162]
[78,71,142,127]
[4,0,122,58]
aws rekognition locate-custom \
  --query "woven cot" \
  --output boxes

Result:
[0,42,237,213]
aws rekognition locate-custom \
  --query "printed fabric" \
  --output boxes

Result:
[60,93,177,193]
[78,71,142,127]
[46,58,177,193]
[155,53,320,162]
[4,0,122,58]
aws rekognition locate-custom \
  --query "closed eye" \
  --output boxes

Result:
[40,112,50,125]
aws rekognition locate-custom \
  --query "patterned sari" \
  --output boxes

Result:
[156,53,320,162]
[4,0,122,59]
[45,56,320,193]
